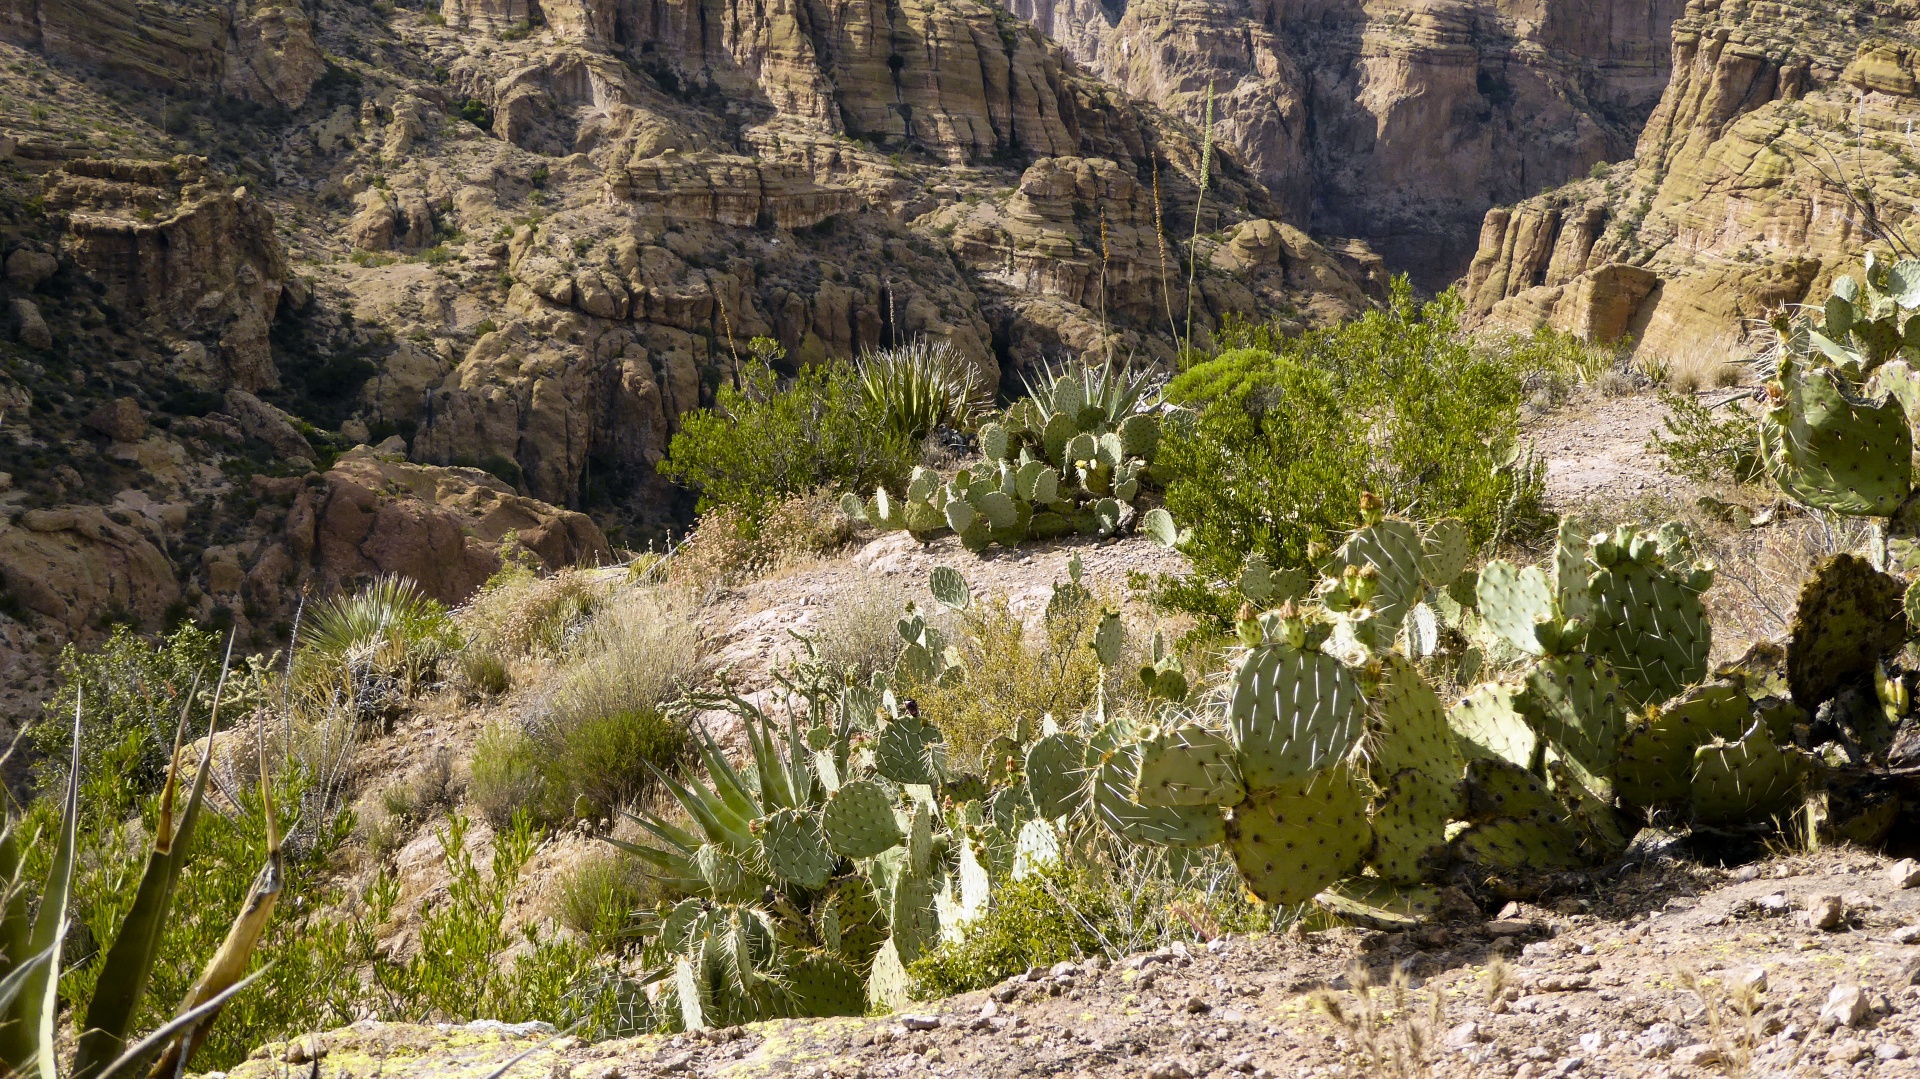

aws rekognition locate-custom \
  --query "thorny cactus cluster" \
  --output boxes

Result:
[842,364,1175,547]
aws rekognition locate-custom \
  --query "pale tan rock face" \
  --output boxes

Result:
[44,156,290,390]
[0,507,180,635]
[998,0,1686,283]
[1459,0,1920,363]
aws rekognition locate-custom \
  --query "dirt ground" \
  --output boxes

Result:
[230,846,1920,1079]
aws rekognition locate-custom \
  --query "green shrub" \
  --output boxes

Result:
[661,361,918,526]
[468,721,548,827]
[907,848,1263,998]
[30,623,219,796]
[1155,280,1549,622]
[552,848,675,946]
[1651,390,1763,485]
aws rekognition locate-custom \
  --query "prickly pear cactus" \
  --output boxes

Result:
[1582,524,1712,709]
[823,779,905,858]
[1314,878,1450,932]
[1522,654,1626,789]
[1228,641,1366,788]
[1786,553,1907,708]
[1133,724,1245,807]
[1223,765,1373,906]
[1449,682,1539,771]
[1689,721,1807,825]
[1758,355,1912,516]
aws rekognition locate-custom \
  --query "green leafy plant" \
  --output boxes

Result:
[1152,280,1547,622]
[297,576,461,728]
[29,624,219,796]
[1651,391,1763,484]
[855,339,988,440]
[663,361,917,527]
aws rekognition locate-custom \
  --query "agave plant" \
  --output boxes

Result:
[606,676,984,1028]
[3,644,279,1079]
[855,339,989,441]
[1020,360,1159,429]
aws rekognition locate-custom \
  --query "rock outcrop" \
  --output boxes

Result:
[0,506,180,635]
[1460,0,1919,362]
[1002,0,1688,284]
[294,447,612,604]
[44,156,292,389]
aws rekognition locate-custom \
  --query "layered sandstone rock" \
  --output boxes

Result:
[44,156,290,389]
[997,0,1687,283]
[1459,0,1920,361]
[0,0,322,108]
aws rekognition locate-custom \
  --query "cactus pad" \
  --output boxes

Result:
[929,566,970,611]
[1690,721,1806,824]
[822,779,904,858]
[979,422,1009,462]
[1094,742,1228,847]
[1367,654,1464,784]
[1142,508,1179,549]
[1315,878,1448,931]
[1119,412,1159,459]
[1786,553,1907,707]
[1224,765,1374,906]
[1457,757,1559,823]
[1133,724,1245,807]
[1025,732,1090,819]
[1421,518,1472,586]
[1228,643,1366,788]
[874,713,945,786]
[866,938,912,1012]
[1013,817,1061,878]
[1369,769,1455,884]
[1451,816,1585,872]
[1584,532,1712,707]
[1522,654,1625,784]
[759,808,836,889]
[1758,358,1912,515]
[1326,517,1426,636]
[1476,560,1556,656]
[784,952,867,1017]
[1092,610,1124,667]
[1449,682,1539,770]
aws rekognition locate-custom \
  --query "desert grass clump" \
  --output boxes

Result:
[358,747,458,857]
[1647,333,1752,394]
[810,578,913,683]
[905,588,1114,767]
[458,564,601,661]
[551,846,674,944]
[1310,960,1448,1079]
[665,492,853,595]
[466,721,547,828]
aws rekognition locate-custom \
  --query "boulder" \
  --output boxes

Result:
[0,506,181,633]
[224,389,313,461]
[293,447,611,605]
[11,297,48,349]
[84,397,147,442]
[4,247,56,291]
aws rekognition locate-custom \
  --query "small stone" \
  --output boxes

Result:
[1447,1022,1484,1049]
[1894,925,1920,945]
[1827,1039,1870,1065]
[900,1014,941,1031]
[1733,865,1760,882]
[1497,902,1523,919]
[1050,962,1078,979]
[1807,894,1845,931]
[922,1048,943,1063]
[1085,954,1108,971]
[1183,995,1211,1013]
[1146,1061,1193,1079]
[1207,938,1230,955]
[1487,919,1533,936]
[1892,859,1920,889]
[1821,984,1869,1029]
[1877,1043,1908,1061]
[84,397,146,442]
[978,1001,999,1019]
[1578,1032,1604,1054]
[656,1052,694,1074]
[1754,892,1789,913]
[1671,1044,1722,1067]
[990,982,1021,1003]
[12,298,49,350]
[1737,967,1768,994]
[1226,1053,1255,1073]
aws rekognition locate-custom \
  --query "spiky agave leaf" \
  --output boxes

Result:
[856,339,988,440]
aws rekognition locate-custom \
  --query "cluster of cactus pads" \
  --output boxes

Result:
[841,364,1174,548]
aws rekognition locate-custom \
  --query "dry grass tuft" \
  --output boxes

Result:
[811,577,914,683]
[459,566,602,660]
[1698,510,1876,651]
[1641,333,1753,395]
[1311,960,1448,1079]
[665,492,854,596]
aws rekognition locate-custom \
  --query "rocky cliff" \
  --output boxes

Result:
[1460,0,1920,361]
[1002,0,1688,284]
[0,0,1385,696]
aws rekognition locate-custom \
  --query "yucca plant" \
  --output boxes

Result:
[299,576,461,725]
[6,644,279,1079]
[1020,360,1159,429]
[855,339,989,441]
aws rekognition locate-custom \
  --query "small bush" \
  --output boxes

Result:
[458,647,512,696]
[810,579,912,683]
[552,848,674,945]
[467,722,547,828]
[298,576,462,709]
[665,493,853,592]
[661,360,918,526]
[907,589,1110,768]
[31,623,219,796]
[458,565,599,660]
[1651,390,1763,485]
[1156,279,1549,623]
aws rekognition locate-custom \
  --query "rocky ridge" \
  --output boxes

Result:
[1461,0,1920,362]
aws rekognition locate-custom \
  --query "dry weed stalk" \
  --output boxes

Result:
[1701,511,1875,646]
[1674,966,1805,1079]
[1310,961,1446,1079]
[1481,954,1511,1006]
